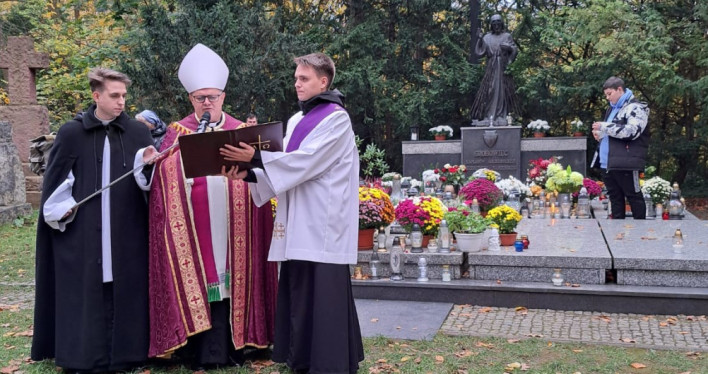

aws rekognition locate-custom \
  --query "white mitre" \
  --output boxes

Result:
[178,43,229,93]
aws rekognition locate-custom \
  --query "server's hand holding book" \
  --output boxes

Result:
[178,121,283,179]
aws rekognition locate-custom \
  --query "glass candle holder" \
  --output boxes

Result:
[552,268,564,286]
[441,265,452,282]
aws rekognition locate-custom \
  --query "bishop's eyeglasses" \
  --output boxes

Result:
[192,92,223,103]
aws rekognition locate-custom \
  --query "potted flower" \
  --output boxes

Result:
[429,125,454,140]
[443,207,489,252]
[394,196,448,245]
[358,186,395,250]
[434,164,467,193]
[527,119,550,137]
[641,176,672,207]
[573,178,602,200]
[570,118,586,137]
[487,205,523,246]
[458,178,504,213]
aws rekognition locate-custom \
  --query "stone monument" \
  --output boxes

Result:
[0,121,33,223]
[0,36,51,207]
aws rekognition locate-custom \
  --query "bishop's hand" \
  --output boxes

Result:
[221,165,247,180]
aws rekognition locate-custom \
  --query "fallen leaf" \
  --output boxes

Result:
[507,339,520,343]
[375,359,387,363]
[620,338,636,343]
[457,370,469,374]
[504,362,521,372]
[571,283,580,287]
[434,356,444,363]
[572,349,583,353]
[678,372,691,374]
[520,363,531,371]
[659,322,668,327]
[615,233,624,240]
[479,307,493,313]
[629,362,647,369]
[15,330,32,337]
[370,318,379,323]
[525,333,544,338]
[454,350,474,358]
[0,365,19,374]
[475,341,495,348]
[496,279,502,284]
[414,357,421,364]
[594,315,612,323]
[400,356,410,362]
[395,326,401,330]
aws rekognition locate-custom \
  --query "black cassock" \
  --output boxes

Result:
[32,106,153,371]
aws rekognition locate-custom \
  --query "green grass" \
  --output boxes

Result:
[0,211,37,284]
[1,213,706,374]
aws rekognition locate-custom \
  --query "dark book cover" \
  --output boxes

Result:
[178,121,283,179]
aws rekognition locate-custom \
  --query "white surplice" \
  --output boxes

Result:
[249,109,359,265]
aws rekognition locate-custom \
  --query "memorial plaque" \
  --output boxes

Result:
[461,126,521,179]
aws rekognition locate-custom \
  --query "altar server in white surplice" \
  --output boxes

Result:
[219,52,364,374]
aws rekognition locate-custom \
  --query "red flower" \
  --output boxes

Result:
[440,176,447,182]
[449,167,458,173]
[434,168,439,173]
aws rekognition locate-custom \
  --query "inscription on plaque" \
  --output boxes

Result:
[461,127,522,179]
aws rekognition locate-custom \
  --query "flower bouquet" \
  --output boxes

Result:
[434,164,467,189]
[641,176,672,205]
[458,178,504,212]
[358,186,395,229]
[470,168,500,182]
[546,165,584,194]
[495,176,531,200]
[526,156,560,188]
[487,205,523,234]
[429,125,454,138]
[527,119,550,134]
[443,207,489,234]
[574,178,602,199]
[394,196,447,235]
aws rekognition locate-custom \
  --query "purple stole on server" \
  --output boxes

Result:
[148,113,277,357]
[286,103,343,152]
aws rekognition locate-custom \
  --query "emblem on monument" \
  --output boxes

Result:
[483,130,498,148]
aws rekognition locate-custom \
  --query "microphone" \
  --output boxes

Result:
[196,112,211,133]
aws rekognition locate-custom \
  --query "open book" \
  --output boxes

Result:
[178,121,283,179]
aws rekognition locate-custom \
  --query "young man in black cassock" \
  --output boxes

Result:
[32,67,153,373]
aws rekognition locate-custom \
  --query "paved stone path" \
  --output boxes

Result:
[441,304,708,352]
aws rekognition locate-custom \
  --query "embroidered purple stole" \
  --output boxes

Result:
[286,103,342,152]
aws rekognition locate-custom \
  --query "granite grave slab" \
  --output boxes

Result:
[599,219,708,287]
[467,218,611,284]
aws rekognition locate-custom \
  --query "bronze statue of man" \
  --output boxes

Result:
[471,14,519,126]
